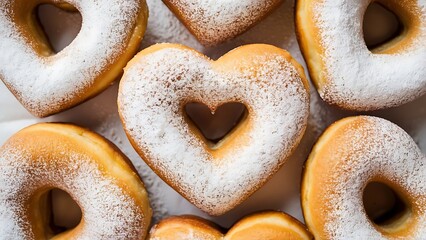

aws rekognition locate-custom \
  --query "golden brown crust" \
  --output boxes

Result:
[3,0,148,117]
[226,211,313,240]
[295,0,327,93]
[301,116,426,239]
[119,43,310,215]
[162,0,283,46]
[123,43,308,162]
[149,211,313,240]
[295,0,425,110]
[0,123,152,239]
[149,215,223,240]
[300,117,357,238]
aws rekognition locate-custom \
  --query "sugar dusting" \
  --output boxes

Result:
[0,143,146,239]
[0,0,143,116]
[322,117,426,239]
[163,0,282,45]
[0,0,424,229]
[142,0,202,50]
[118,46,309,215]
[312,0,426,110]
[94,113,169,223]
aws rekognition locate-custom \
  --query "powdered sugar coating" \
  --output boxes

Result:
[118,45,309,215]
[0,0,146,117]
[163,0,282,45]
[0,130,149,239]
[313,116,426,239]
[311,0,426,110]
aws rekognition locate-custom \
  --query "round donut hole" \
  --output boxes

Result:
[184,102,248,148]
[35,4,82,54]
[363,182,410,231]
[363,2,403,51]
[46,188,82,236]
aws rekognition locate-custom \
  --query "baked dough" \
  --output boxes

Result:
[118,43,309,215]
[296,0,426,110]
[149,211,313,240]
[0,0,148,117]
[302,116,426,239]
[0,123,152,239]
[163,0,283,45]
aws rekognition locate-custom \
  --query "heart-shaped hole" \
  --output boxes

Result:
[35,4,82,53]
[184,102,248,148]
[363,2,403,51]
[363,181,411,232]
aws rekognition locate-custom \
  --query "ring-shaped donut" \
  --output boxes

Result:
[0,0,148,117]
[0,123,152,239]
[296,0,426,110]
[302,116,426,239]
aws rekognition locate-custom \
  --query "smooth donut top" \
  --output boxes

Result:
[149,212,313,240]
[0,123,151,239]
[0,0,146,117]
[303,116,426,239]
[300,0,426,110]
[149,215,223,239]
[118,43,309,215]
[163,0,282,45]
[225,212,313,240]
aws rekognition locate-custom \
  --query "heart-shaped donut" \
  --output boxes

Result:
[118,43,309,215]
[0,0,148,117]
[148,211,313,239]
[162,0,283,45]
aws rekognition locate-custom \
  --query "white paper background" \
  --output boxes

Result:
[0,0,425,228]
